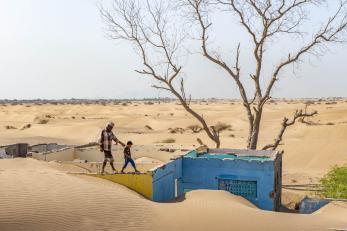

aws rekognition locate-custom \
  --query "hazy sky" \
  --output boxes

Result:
[0,0,346,99]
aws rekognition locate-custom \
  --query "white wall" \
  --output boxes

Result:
[31,148,75,161]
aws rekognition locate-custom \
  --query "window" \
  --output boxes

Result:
[218,179,257,198]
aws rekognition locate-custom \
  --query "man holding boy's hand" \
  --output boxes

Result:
[99,121,125,174]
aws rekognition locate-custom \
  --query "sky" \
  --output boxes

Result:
[0,0,346,100]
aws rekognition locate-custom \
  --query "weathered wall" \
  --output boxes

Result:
[75,147,103,162]
[181,157,276,210]
[152,158,182,202]
[4,143,28,157]
[29,143,69,153]
[97,173,153,200]
[31,148,75,162]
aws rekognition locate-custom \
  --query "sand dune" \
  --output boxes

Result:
[1,101,346,175]
[1,159,346,231]
[157,190,347,231]
[0,101,347,230]
[0,158,156,231]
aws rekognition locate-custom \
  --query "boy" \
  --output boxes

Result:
[121,141,140,173]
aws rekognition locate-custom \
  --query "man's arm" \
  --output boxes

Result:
[113,137,125,147]
[99,131,104,152]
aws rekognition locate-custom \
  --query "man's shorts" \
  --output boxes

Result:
[103,150,114,163]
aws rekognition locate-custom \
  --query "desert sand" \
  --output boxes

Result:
[0,100,347,230]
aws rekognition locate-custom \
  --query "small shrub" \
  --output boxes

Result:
[320,165,347,199]
[33,117,49,124]
[326,122,335,126]
[5,125,16,130]
[20,124,31,130]
[160,138,176,143]
[81,116,86,119]
[212,122,232,132]
[168,127,185,134]
[145,125,153,130]
[187,124,203,133]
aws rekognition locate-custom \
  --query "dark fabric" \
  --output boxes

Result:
[123,146,131,158]
[99,129,117,151]
[104,150,112,158]
[123,157,136,169]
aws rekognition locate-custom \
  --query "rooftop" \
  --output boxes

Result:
[185,148,279,161]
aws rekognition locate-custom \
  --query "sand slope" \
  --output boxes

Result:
[0,158,156,231]
[1,159,347,231]
[158,190,347,231]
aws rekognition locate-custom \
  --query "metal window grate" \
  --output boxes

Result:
[218,179,257,198]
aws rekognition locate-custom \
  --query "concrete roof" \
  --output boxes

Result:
[208,148,279,160]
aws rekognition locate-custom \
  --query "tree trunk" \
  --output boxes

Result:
[215,139,220,148]
[248,108,262,150]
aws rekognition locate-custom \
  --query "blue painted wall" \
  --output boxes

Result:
[181,157,275,210]
[151,155,278,211]
[152,158,182,202]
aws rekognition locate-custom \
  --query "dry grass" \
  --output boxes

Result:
[160,138,176,143]
[5,125,16,130]
[213,122,232,132]
[33,117,49,124]
[168,127,185,134]
[145,125,153,130]
[20,124,31,130]
[187,124,203,133]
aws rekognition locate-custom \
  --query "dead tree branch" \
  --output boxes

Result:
[185,0,347,149]
[100,0,221,147]
[262,109,318,150]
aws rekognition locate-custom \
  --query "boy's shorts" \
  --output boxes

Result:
[103,150,114,163]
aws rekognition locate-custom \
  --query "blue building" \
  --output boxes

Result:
[151,148,282,211]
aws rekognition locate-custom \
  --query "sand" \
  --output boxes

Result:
[0,100,347,230]
[0,158,346,231]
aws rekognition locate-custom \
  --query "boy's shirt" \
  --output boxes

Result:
[124,146,131,159]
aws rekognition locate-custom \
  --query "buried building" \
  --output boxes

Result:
[98,148,282,211]
[0,143,28,158]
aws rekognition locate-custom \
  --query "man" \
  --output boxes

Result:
[99,121,125,174]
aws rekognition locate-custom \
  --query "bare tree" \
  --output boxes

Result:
[100,0,222,147]
[184,0,347,149]
[101,0,347,150]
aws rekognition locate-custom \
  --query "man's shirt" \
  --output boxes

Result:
[99,129,118,151]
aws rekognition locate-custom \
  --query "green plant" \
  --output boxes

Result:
[320,165,347,199]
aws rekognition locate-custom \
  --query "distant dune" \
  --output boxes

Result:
[0,100,347,230]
